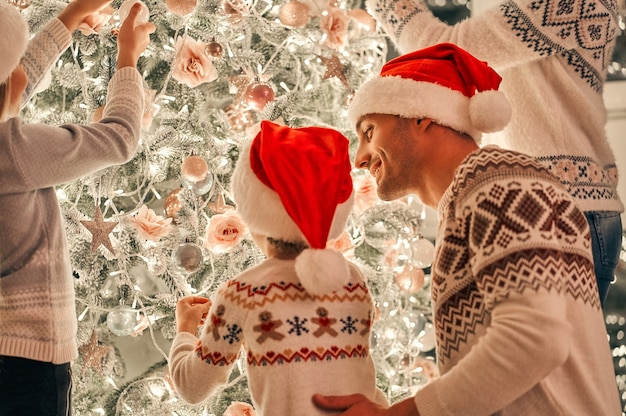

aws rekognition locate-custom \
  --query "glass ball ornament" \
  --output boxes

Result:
[118,0,150,27]
[164,188,183,220]
[244,81,275,111]
[205,38,224,58]
[417,322,436,352]
[185,171,214,196]
[410,237,436,268]
[107,305,139,336]
[165,0,197,16]
[181,155,209,183]
[173,242,204,273]
[278,1,310,27]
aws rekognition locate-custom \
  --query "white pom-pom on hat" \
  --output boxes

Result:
[295,248,350,295]
[0,2,29,84]
[469,89,512,133]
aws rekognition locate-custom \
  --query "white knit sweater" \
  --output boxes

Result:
[367,0,624,214]
[414,146,621,415]
[169,257,388,415]
[0,18,144,364]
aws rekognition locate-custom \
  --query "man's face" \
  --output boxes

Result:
[354,113,423,201]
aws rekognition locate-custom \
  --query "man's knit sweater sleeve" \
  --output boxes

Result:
[169,284,245,405]
[412,148,611,415]
[365,0,619,71]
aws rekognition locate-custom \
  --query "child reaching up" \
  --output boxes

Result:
[169,120,388,415]
[0,1,154,414]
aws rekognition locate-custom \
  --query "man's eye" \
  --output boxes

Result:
[364,126,373,142]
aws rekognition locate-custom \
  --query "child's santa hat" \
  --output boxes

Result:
[0,2,29,84]
[231,120,355,295]
[348,43,511,142]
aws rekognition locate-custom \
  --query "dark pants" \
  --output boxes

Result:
[585,211,623,308]
[0,355,72,416]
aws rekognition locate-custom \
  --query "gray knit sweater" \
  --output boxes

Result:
[367,0,624,214]
[0,18,144,364]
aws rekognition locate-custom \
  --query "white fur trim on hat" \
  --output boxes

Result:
[0,2,29,84]
[348,75,482,142]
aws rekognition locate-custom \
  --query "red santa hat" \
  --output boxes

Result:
[348,43,511,142]
[0,2,29,84]
[231,120,355,295]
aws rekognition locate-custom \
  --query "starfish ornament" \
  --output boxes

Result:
[81,206,118,254]
[317,54,352,91]
[78,331,113,375]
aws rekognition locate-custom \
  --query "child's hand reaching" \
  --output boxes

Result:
[57,0,113,33]
[115,3,155,69]
[176,296,212,335]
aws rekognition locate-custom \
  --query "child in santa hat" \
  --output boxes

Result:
[0,1,154,414]
[169,120,389,415]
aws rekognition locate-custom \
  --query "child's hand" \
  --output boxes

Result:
[58,0,113,32]
[116,3,156,69]
[175,296,212,335]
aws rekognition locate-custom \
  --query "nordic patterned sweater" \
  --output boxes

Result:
[367,0,624,214]
[412,146,621,415]
[0,18,144,364]
[168,257,388,415]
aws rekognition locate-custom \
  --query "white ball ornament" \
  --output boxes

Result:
[107,305,139,336]
[118,0,150,27]
[410,237,435,268]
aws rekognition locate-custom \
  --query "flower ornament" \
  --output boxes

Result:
[320,7,350,50]
[223,402,257,416]
[130,205,173,242]
[204,210,247,253]
[326,231,354,257]
[78,6,115,35]
[172,34,219,88]
[354,174,380,213]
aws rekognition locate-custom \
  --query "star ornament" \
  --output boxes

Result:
[78,331,113,375]
[317,54,351,91]
[81,206,118,255]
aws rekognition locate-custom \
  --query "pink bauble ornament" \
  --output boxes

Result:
[181,155,209,183]
[118,0,150,27]
[164,188,183,220]
[205,38,224,58]
[394,265,425,294]
[244,81,275,111]
[165,0,197,16]
[279,1,310,27]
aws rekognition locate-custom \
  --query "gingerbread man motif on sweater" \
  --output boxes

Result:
[168,257,388,415]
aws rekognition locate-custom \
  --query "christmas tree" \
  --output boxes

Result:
[18,0,439,413]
